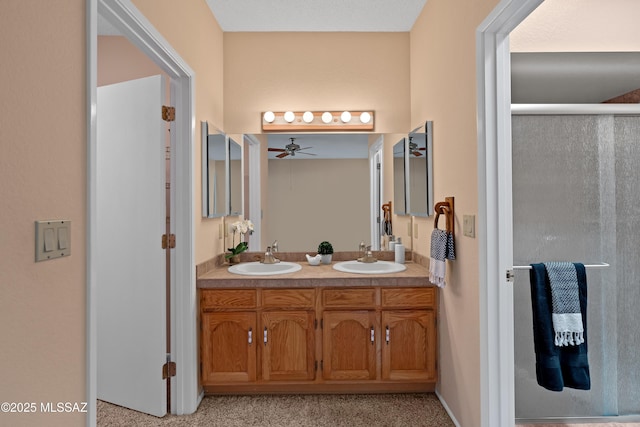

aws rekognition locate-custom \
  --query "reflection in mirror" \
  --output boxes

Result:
[201,121,226,218]
[393,138,408,215]
[407,121,434,217]
[265,133,371,252]
[228,137,242,216]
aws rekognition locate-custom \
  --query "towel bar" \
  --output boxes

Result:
[512,262,610,270]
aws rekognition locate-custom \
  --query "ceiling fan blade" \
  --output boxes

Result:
[268,148,286,152]
[298,152,317,156]
[412,151,423,156]
[276,152,290,158]
[297,146,313,151]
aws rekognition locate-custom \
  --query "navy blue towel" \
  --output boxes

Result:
[529,263,591,392]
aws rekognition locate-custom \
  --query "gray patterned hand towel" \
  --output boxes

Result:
[544,262,584,347]
[429,229,455,287]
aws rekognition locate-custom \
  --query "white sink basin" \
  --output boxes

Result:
[228,261,302,276]
[333,260,407,275]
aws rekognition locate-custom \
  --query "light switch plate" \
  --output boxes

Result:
[35,220,71,262]
[463,215,475,238]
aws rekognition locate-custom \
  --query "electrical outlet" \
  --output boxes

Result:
[407,222,412,237]
[463,214,475,238]
[414,223,419,238]
[218,223,223,239]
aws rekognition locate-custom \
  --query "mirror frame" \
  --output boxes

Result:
[393,137,409,215]
[201,121,227,218]
[227,136,243,216]
[406,120,434,217]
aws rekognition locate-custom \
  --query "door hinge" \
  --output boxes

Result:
[162,360,176,379]
[506,269,515,283]
[162,233,176,249]
[162,105,175,122]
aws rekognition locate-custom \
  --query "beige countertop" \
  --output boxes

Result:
[197,260,433,289]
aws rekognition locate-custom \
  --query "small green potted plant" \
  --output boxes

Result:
[317,241,334,265]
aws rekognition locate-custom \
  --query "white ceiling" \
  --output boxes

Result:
[205,0,427,32]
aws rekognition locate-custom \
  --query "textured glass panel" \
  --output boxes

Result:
[512,115,610,418]
[614,116,640,415]
[513,114,640,420]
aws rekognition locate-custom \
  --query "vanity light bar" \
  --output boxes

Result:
[261,111,375,131]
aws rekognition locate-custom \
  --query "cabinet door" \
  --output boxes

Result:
[201,312,256,383]
[322,311,377,380]
[261,311,315,381]
[381,310,436,381]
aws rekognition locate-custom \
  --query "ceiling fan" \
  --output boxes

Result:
[268,137,317,158]
[408,136,426,157]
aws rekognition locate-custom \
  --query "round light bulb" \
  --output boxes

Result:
[263,111,275,123]
[284,111,295,123]
[340,111,352,123]
[302,111,314,123]
[321,112,333,124]
[359,112,371,124]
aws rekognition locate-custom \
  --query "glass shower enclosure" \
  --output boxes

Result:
[512,109,640,422]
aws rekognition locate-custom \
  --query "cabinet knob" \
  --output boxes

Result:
[370,326,375,345]
[248,327,252,345]
[385,325,390,344]
[264,326,268,345]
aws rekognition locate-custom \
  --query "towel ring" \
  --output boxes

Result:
[433,197,455,238]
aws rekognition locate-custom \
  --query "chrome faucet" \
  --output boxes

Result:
[358,245,377,263]
[272,240,279,253]
[262,246,280,264]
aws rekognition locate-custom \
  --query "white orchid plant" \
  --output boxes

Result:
[226,219,254,258]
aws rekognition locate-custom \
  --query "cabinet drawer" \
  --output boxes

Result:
[262,289,315,309]
[201,289,257,310]
[381,287,435,308]
[322,288,376,308]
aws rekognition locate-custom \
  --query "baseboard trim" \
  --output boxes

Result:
[436,389,462,427]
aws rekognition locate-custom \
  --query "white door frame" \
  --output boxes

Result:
[245,134,262,252]
[87,0,198,424]
[369,136,384,250]
[476,0,542,426]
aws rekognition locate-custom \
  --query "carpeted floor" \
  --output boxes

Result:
[98,393,456,426]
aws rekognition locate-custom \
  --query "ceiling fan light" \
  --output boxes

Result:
[284,111,295,123]
[321,112,333,124]
[302,111,314,123]
[340,111,352,123]
[359,112,371,124]
[263,111,275,123]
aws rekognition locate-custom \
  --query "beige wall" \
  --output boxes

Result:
[98,36,165,86]
[133,0,225,264]
[0,1,86,426]
[409,0,500,426]
[223,32,411,135]
[511,0,640,52]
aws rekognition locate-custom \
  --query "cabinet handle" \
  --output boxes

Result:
[370,326,375,345]
[248,327,252,345]
[264,327,268,345]
[385,325,390,344]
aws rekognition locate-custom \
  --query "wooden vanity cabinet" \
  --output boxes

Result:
[199,285,437,393]
[381,288,437,382]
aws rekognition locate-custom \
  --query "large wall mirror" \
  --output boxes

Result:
[407,121,434,217]
[228,137,242,216]
[393,137,408,215]
[201,121,226,218]
[263,133,372,252]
